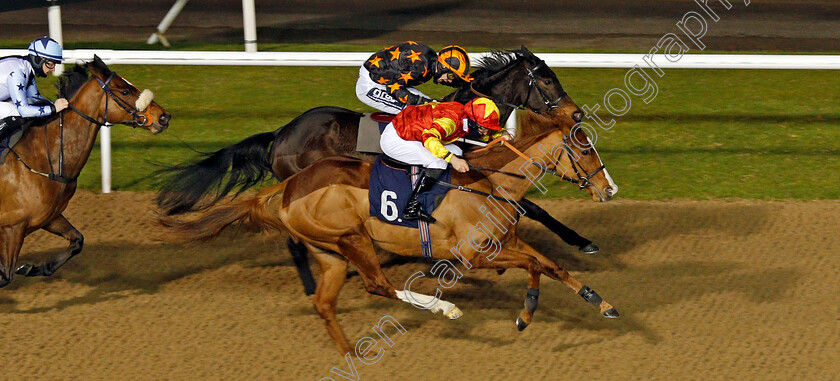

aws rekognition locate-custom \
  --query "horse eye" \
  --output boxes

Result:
[543,79,552,85]
[581,150,590,156]
[121,90,130,96]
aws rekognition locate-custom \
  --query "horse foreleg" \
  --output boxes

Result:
[16,214,83,278]
[507,237,619,319]
[471,250,543,331]
[308,244,354,355]
[519,197,599,254]
[0,223,26,288]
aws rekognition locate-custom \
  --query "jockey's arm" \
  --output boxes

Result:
[25,81,51,106]
[7,69,55,117]
[420,117,459,160]
[387,84,431,106]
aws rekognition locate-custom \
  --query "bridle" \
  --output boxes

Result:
[69,72,149,128]
[469,57,567,115]
[12,71,150,183]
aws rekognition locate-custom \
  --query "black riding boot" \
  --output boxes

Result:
[403,168,443,223]
[0,116,24,143]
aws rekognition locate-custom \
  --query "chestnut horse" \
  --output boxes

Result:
[163,113,619,355]
[0,56,171,288]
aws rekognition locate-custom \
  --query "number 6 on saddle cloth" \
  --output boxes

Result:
[369,155,452,257]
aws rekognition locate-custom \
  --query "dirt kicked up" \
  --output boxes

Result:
[1,190,838,380]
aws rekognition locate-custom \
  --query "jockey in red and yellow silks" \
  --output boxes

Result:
[380,97,505,223]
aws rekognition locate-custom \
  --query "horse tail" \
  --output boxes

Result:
[160,182,288,243]
[156,130,278,216]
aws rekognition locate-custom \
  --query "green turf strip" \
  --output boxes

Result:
[17,54,840,199]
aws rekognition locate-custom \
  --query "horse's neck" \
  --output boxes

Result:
[461,131,564,200]
[44,81,104,179]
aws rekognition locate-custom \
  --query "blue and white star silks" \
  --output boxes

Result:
[0,56,55,119]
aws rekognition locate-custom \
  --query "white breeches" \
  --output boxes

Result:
[356,66,429,114]
[379,123,462,170]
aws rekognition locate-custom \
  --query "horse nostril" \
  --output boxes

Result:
[572,111,582,123]
[605,186,614,197]
[159,113,171,127]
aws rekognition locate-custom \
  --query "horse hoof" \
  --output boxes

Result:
[603,308,620,318]
[580,243,600,255]
[515,317,529,331]
[445,306,463,320]
[497,269,506,275]
[15,264,34,276]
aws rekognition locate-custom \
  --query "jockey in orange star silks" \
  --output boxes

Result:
[356,42,473,114]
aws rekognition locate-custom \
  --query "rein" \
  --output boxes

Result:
[467,135,605,190]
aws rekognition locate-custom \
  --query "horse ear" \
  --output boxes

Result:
[88,54,112,79]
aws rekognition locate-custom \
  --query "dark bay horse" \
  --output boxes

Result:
[0,56,171,288]
[162,119,619,355]
[157,47,608,294]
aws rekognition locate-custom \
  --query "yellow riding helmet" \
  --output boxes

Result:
[464,98,502,130]
[436,45,473,82]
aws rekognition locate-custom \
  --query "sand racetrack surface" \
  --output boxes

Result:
[1,191,838,380]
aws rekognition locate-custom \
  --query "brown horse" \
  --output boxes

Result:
[157,48,608,295]
[163,110,618,355]
[0,56,171,288]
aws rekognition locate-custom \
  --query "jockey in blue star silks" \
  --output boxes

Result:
[0,36,70,143]
[356,42,473,114]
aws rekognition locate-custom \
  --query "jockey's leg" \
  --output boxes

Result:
[0,115,24,143]
[355,67,407,114]
[402,168,443,223]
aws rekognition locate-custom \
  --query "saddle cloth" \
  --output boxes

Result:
[368,154,451,229]
[0,123,31,165]
[355,112,394,154]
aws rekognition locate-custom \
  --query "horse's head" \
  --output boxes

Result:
[523,110,618,202]
[86,55,171,134]
[470,47,583,127]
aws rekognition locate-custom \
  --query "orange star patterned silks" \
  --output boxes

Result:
[406,50,422,63]
[368,56,382,68]
[398,72,413,83]
[387,82,403,93]
[363,42,439,105]
[390,47,401,61]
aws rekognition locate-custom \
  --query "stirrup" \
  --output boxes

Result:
[404,202,436,223]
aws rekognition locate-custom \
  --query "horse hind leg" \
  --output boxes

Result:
[308,244,355,355]
[0,223,26,288]
[336,234,462,320]
[16,215,83,278]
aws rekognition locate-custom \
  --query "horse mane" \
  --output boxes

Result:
[473,48,537,82]
[57,64,90,100]
[445,48,538,103]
